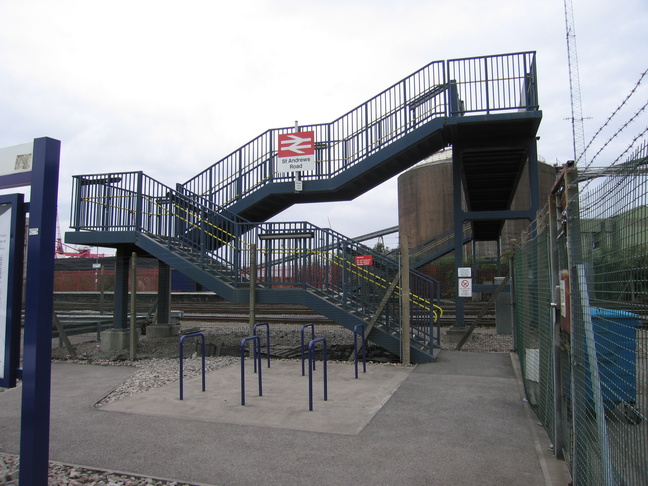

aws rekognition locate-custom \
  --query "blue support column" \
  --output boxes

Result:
[113,248,130,330]
[452,146,466,328]
[19,137,60,486]
[527,138,540,237]
[157,261,171,325]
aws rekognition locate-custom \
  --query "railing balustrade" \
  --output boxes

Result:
[181,52,536,212]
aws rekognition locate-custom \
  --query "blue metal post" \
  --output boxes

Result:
[300,323,315,376]
[452,145,466,328]
[19,137,60,486]
[240,336,262,406]
[179,333,206,400]
[158,261,171,325]
[253,322,271,369]
[134,171,143,231]
[308,338,328,411]
[448,80,459,116]
[113,249,130,330]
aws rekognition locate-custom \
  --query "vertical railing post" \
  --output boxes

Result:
[302,237,308,289]
[326,124,332,176]
[364,103,370,157]
[200,206,206,268]
[135,171,143,232]
[484,57,490,114]
[448,80,459,116]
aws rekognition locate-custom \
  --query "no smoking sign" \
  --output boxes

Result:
[458,277,473,297]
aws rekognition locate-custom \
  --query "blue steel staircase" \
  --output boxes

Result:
[67,52,542,362]
[68,173,441,361]
[180,52,540,226]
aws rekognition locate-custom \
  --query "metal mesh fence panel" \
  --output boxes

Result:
[569,145,648,486]
[513,140,648,485]
[513,215,555,446]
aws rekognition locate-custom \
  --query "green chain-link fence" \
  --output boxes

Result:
[513,140,648,485]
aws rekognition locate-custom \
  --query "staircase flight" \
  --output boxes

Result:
[67,51,541,362]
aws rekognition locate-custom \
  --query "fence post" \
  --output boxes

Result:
[547,191,564,460]
[564,164,614,485]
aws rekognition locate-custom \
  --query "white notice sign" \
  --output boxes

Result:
[458,277,473,298]
[0,142,33,177]
[458,267,472,278]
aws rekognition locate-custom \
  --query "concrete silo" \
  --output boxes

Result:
[398,148,558,259]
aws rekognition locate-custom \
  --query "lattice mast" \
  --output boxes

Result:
[564,0,587,165]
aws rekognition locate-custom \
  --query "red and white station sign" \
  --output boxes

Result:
[277,131,316,172]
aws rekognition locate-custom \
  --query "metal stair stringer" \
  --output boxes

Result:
[133,233,249,304]
[118,231,437,362]
[254,286,437,363]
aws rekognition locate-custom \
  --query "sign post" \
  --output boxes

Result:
[0,138,60,485]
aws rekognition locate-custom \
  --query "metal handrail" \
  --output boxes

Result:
[179,332,206,401]
[308,337,328,411]
[69,170,443,354]
[240,335,262,406]
[181,52,537,212]
[253,322,271,370]
[301,323,316,376]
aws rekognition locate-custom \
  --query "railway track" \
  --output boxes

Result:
[54,295,496,327]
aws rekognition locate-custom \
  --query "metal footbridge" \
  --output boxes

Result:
[67,51,542,362]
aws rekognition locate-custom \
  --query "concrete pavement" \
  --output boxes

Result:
[0,351,570,485]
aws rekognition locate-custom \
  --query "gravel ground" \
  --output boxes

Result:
[2,321,512,484]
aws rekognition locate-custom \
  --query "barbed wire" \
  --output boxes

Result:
[580,126,648,193]
[580,69,647,161]
[582,101,648,170]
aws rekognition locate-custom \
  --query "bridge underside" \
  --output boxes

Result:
[448,113,542,241]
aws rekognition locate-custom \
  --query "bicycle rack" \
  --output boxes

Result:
[301,323,316,376]
[240,335,262,406]
[179,332,206,401]
[353,324,367,379]
[308,337,328,411]
[253,322,271,370]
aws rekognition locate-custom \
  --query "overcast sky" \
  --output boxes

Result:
[1,0,646,251]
